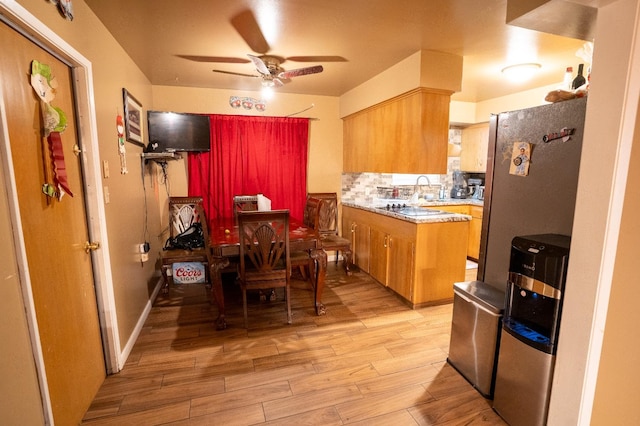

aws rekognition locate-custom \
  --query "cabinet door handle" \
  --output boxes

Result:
[384,235,388,248]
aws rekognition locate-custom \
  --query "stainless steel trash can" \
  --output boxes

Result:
[447,280,505,398]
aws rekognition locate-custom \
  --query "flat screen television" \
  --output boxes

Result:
[146,111,211,153]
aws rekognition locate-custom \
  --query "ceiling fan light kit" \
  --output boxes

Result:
[192,9,340,91]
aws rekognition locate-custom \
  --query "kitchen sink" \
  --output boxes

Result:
[376,206,451,216]
[398,207,450,216]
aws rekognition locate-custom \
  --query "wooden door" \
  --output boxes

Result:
[0,22,105,425]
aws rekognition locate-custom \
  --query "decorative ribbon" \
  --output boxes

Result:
[47,131,73,197]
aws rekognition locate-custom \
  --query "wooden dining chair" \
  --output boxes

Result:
[233,195,258,217]
[290,197,322,281]
[160,197,212,293]
[237,210,292,328]
[308,192,352,275]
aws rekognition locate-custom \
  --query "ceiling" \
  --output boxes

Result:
[85,0,596,103]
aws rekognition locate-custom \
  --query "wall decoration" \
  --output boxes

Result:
[49,0,74,21]
[30,59,73,200]
[123,89,144,147]
[229,96,266,112]
[229,96,242,108]
[116,114,128,174]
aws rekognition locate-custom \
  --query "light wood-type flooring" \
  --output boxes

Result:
[83,262,506,425]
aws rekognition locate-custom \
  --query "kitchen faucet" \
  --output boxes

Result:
[413,175,432,200]
[415,175,432,187]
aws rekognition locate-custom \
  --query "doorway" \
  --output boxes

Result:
[0,8,118,425]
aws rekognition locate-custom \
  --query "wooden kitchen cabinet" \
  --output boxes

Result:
[342,206,468,307]
[468,206,483,260]
[460,122,490,172]
[387,234,415,301]
[369,226,389,285]
[369,224,415,302]
[438,204,483,261]
[343,207,371,273]
[436,205,469,215]
[343,88,452,174]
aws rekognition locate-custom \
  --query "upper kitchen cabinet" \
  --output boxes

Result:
[460,122,490,172]
[343,88,452,174]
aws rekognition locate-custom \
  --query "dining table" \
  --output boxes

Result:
[207,216,328,330]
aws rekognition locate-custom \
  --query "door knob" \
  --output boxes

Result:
[84,241,100,253]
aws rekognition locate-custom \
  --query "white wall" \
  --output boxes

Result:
[450,83,561,124]
[548,0,640,424]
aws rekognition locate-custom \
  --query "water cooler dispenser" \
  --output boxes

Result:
[492,234,571,426]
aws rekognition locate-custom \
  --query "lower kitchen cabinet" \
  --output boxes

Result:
[387,234,415,301]
[369,226,389,285]
[343,206,468,307]
[344,209,371,273]
[437,204,483,261]
[468,206,483,260]
[369,225,415,301]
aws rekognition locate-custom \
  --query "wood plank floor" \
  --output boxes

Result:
[82,263,506,425]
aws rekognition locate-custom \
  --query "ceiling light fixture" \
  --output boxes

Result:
[501,62,541,82]
[261,84,274,100]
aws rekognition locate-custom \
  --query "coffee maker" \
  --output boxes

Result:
[468,177,484,200]
[450,170,471,199]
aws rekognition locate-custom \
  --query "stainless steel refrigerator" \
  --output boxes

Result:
[478,96,586,287]
[477,97,587,426]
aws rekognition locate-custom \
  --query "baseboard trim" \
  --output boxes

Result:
[117,276,163,370]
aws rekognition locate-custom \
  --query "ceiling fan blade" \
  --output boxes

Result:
[231,9,270,54]
[177,55,250,64]
[273,78,285,87]
[247,54,271,75]
[278,65,324,79]
[286,56,347,63]
[212,69,259,78]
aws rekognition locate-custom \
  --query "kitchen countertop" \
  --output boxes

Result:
[343,199,483,224]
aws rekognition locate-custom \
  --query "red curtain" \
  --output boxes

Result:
[188,114,309,221]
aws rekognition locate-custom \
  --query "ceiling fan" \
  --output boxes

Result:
[177,9,346,87]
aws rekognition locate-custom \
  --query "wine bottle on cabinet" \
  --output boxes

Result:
[572,64,586,90]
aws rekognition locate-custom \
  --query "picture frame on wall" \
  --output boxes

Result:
[122,88,144,147]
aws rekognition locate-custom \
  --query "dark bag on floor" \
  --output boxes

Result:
[164,222,205,251]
